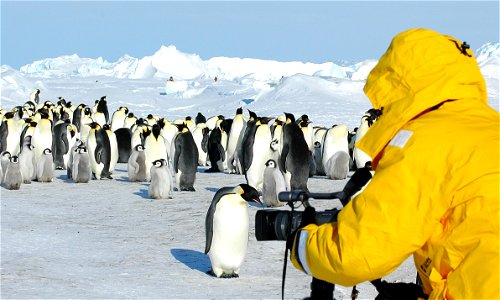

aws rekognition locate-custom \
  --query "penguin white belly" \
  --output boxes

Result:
[175,169,182,190]
[246,127,271,192]
[32,123,52,163]
[209,198,249,276]
[108,133,119,172]
[144,140,168,180]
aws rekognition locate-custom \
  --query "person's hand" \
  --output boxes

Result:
[286,206,316,250]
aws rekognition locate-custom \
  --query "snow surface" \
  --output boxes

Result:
[1,43,498,299]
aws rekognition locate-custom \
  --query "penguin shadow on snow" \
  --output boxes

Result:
[133,186,150,199]
[170,248,211,275]
[205,187,220,193]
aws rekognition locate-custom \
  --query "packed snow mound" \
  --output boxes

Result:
[476,42,499,78]
[348,60,378,81]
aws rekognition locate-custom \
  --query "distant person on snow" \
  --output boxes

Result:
[289,28,499,299]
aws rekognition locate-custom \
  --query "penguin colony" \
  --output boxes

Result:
[0,89,380,277]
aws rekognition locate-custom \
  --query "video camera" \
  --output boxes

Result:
[255,166,373,241]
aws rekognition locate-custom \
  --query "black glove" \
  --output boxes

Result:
[373,280,428,300]
[286,206,317,250]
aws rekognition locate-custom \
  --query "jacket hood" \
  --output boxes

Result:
[357,28,487,162]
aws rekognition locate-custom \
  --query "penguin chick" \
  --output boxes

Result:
[4,155,23,190]
[148,158,173,199]
[36,148,54,182]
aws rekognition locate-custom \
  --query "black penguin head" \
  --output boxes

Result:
[100,96,107,102]
[35,89,40,95]
[284,112,295,123]
[102,124,111,131]
[88,122,101,130]
[39,109,50,120]
[84,107,92,115]
[174,123,189,133]
[147,114,154,120]
[314,141,321,148]
[152,124,161,139]
[236,107,243,115]
[258,117,272,125]
[247,110,257,121]
[10,156,19,163]
[238,184,261,204]
[43,148,52,155]
[135,144,145,151]
[270,139,279,151]
[3,112,15,120]
[298,114,310,123]
[185,116,192,121]
[195,112,206,124]
[265,159,277,168]
[127,112,135,118]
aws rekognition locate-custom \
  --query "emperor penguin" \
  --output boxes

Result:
[72,146,92,183]
[18,141,35,184]
[94,96,109,126]
[52,121,77,169]
[144,124,168,181]
[312,127,328,176]
[244,117,272,193]
[1,112,24,155]
[36,148,54,182]
[110,106,129,132]
[206,115,224,131]
[322,124,350,180]
[114,127,133,163]
[206,119,226,173]
[72,103,85,132]
[79,107,94,143]
[131,118,149,150]
[148,158,173,199]
[29,89,41,107]
[96,124,113,179]
[262,159,286,207]
[353,109,381,169]
[205,184,261,278]
[4,155,23,190]
[280,113,311,191]
[31,110,53,165]
[102,124,119,173]
[239,110,259,175]
[173,123,198,191]
[192,123,209,166]
[86,122,105,179]
[226,108,247,174]
[128,144,147,182]
[298,115,314,152]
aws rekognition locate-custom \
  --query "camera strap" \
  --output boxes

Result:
[282,245,288,300]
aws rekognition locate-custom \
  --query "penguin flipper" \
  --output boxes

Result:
[174,140,181,173]
[217,144,225,161]
[279,143,289,173]
[95,144,103,164]
[201,129,209,153]
[205,186,235,254]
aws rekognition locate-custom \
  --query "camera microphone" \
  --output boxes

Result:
[337,167,373,206]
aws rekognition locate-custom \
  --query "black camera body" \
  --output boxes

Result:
[254,167,373,242]
[255,200,340,241]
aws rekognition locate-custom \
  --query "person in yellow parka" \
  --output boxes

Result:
[290,28,499,299]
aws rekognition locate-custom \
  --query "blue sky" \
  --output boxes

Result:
[1,1,499,69]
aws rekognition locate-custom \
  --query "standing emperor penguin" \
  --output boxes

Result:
[144,124,168,181]
[205,184,261,278]
[19,141,35,184]
[148,159,173,199]
[110,106,129,132]
[206,119,226,173]
[173,123,198,191]
[244,117,273,193]
[72,146,91,183]
[353,109,381,169]
[36,148,54,182]
[262,159,287,207]
[102,124,119,173]
[94,96,109,126]
[322,124,350,180]
[192,124,209,166]
[280,113,311,191]
[72,104,85,132]
[123,112,137,130]
[1,112,24,155]
[114,127,133,163]
[128,144,147,182]
[52,121,77,170]
[96,124,113,179]
[29,89,41,107]
[226,108,247,174]
[79,107,94,143]
[31,110,53,165]
[86,122,105,179]
[4,155,23,190]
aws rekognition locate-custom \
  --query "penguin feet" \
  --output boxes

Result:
[204,168,221,173]
[181,187,196,192]
[220,273,239,279]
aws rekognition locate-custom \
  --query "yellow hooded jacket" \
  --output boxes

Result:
[291,28,499,299]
